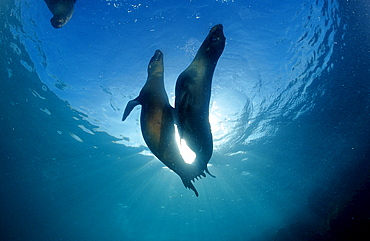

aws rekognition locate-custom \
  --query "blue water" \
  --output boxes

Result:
[1,0,370,240]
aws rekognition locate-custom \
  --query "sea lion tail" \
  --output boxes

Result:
[181,177,199,197]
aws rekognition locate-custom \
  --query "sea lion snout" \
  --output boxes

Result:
[211,24,223,31]
[210,24,225,43]
[153,50,163,61]
[149,50,163,64]
[50,16,65,28]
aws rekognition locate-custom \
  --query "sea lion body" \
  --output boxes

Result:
[122,50,205,196]
[44,0,76,28]
[175,24,226,175]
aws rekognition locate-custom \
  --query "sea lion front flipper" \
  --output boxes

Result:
[122,97,140,121]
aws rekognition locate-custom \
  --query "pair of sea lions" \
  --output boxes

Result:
[44,0,76,28]
[122,25,226,196]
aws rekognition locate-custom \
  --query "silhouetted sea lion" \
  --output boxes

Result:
[44,0,76,28]
[175,24,226,176]
[122,50,205,196]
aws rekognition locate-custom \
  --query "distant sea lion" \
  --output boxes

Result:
[175,24,226,176]
[44,0,76,28]
[122,50,205,196]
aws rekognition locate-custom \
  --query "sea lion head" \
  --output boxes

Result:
[50,15,69,28]
[202,24,226,59]
[147,50,164,76]
[48,0,76,29]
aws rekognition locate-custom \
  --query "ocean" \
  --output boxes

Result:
[1,0,369,240]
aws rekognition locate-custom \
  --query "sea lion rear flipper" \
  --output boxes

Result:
[122,98,140,121]
[205,166,216,178]
[181,177,199,197]
[193,157,215,178]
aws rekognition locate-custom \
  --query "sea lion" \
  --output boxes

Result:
[122,50,205,196]
[175,24,226,176]
[44,0,77,28]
